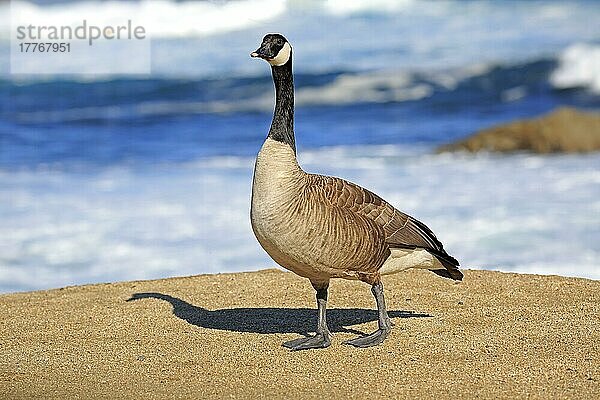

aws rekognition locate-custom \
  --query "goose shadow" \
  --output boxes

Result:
[127,292,431,336]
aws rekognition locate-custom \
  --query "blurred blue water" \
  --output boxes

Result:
[2,59,599,168]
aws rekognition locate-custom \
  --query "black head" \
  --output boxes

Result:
[251,33,292,66]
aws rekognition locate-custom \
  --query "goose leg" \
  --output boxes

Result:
[283,283,332,351]
[344,280,392,348]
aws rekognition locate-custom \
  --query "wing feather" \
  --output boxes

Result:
[306,173,460,271]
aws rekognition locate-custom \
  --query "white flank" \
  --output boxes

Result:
[379,248,438,275]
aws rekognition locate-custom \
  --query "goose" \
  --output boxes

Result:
[250,34,462,350]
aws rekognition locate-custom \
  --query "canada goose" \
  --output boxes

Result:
[250,34,462,351]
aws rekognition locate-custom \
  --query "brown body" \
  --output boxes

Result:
[251,138,459,286]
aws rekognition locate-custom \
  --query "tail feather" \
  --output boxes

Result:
[430,250,463,281]
[387,243,463,281]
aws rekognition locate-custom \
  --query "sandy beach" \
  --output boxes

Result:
[0,268,598,399]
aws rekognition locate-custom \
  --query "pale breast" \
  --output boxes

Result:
[250,139,389,281]
[251,138,319,278]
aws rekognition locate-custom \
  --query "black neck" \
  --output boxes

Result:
[268,58,295,152]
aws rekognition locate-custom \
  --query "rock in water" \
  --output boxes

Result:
[438,107,600,154]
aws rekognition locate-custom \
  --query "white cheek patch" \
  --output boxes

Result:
[268,42,292,66]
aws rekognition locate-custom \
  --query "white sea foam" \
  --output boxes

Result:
[550,43,600,93]
[2,0,599,80]
[296,72,434,105]
[324,0,417,16]
[1,148,598,293]
[501,86,527,103]
[2,0,284,39]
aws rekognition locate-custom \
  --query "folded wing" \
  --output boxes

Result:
[307,174,461,279]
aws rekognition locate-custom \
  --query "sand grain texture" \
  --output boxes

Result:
[0,269,598,399]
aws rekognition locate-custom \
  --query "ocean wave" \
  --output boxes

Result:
[4,73,450,123]
[1,0,599,80]
[1,0,284,40]
[7,57,562,125]
[117,70,442,114]
[550,43,600,94]
[296,71,434,105]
